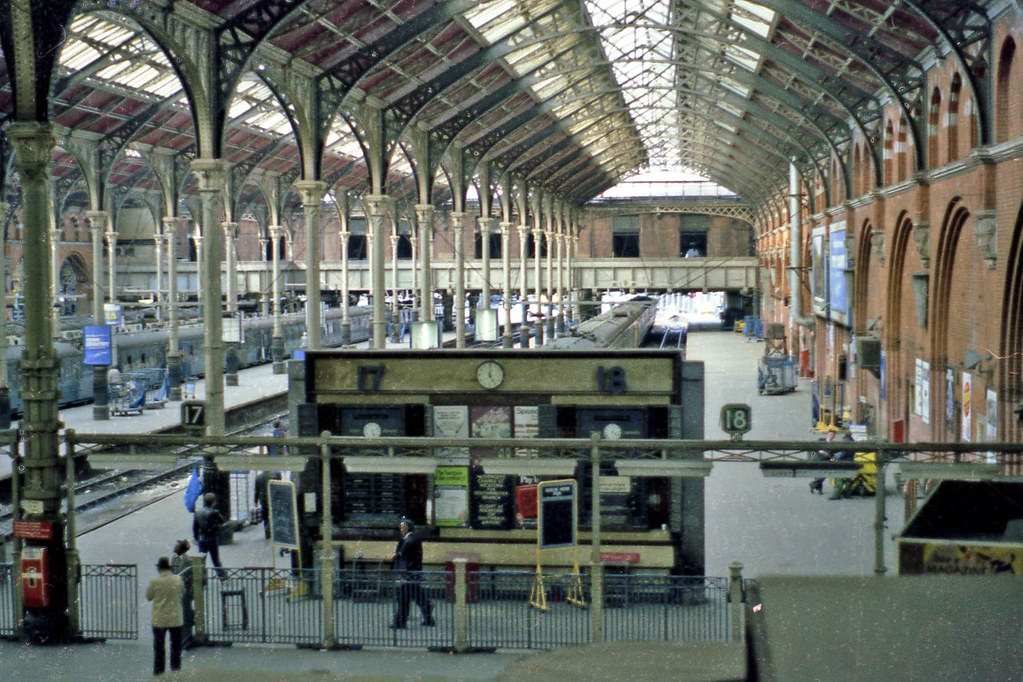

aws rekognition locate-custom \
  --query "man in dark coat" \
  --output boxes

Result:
[389,517,434,628]
[193,492,227,579]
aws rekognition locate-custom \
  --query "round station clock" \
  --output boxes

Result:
[475,360,505,389]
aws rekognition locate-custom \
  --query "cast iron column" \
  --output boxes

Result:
[364,195,390,349]
[451,212,467,348]
[415,204,434,323]
[295,181,326,351]
[191,159,227,438]
[269,224,285,372]
[222,221,239,386]
[10,122,70,643]
[86,211,109,419]
[500,221,513,347]
[164,217,182,401]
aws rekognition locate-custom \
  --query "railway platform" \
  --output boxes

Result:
[2,331,1019,680]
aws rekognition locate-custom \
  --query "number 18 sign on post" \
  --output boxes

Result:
[720,403,752,440]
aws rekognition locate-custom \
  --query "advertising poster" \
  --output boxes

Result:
[83,325,112,365]
[513,405,539,457]
[986,389,998,463]
[433,405,469,457]
[828,227,847,315]
[962,372,972,441]
[433,466,469,527]
[471,405,512,458]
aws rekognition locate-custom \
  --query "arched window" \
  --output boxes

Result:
[947,74,962,163]
[928,87,941,169]
[996,38,1016,144]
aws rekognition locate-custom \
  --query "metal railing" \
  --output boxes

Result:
[602,574,730,642]
[184,563,740,651]
[77,564,138,640]
[0,562,14,637]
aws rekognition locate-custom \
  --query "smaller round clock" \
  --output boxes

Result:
[362,422,382,438]
[475,359,505,389]
[602,423,623,440]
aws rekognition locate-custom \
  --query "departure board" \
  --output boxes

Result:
[470,471,513,529]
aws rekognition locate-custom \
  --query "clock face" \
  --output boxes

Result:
[602,423,623,440]
[476,360,505,389]
[362,422,382,438]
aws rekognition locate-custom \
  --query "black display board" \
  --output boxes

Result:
[538,480,576,549]
[269,480,299,549]
[470,470,513,529]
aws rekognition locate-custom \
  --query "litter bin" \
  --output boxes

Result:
[444,560,480,603]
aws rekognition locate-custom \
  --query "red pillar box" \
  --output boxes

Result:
[444,558,480,603]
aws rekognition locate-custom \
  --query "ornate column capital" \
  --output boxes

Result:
[86,210,109,230]
[294,180,328,207]
[7,122,54,182]
[189,158,230,192]
[478,216,494,234]
[414,203,435,224]
[268,224,283,239]
[499,221,513,236]
[162,216,181,234]
[222,221,239,241]
[364,194,392,217]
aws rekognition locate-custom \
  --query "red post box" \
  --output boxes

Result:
[21,547,50,608]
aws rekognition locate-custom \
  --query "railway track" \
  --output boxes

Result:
[0,415,287,541]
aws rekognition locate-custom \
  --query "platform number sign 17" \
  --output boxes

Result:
[720,403,751,440]
[181,401,206,430]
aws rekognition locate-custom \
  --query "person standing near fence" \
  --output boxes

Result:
[193,492,227,580]
[389,517,434,628]
[146,556,184,676]
[170,539,194,649]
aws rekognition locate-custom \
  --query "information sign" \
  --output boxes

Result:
[720,403,751,438]
[538,479,577,549]
[268,480,300,549]
[181,401,206,430]
[83,325,112,365]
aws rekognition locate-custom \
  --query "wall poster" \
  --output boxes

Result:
[433,465,469,527]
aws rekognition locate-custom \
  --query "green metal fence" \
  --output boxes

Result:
[78,564,138,640]
[0,563,14,637]
[188,565,737,651]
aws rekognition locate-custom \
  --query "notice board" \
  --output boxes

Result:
[269,480,299,549]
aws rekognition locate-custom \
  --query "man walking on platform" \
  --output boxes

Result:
[146,556,184,676]
[389,517,434,628]
[193,492,227,579]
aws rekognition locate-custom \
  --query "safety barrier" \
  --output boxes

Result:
[187,563,741,651]
[78,564,138,640]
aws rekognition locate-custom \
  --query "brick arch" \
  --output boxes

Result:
[931,198,971,438]
[886,211,922,437]
[1000,200,1023,448]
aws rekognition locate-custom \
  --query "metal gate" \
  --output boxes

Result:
[78,563,138,640]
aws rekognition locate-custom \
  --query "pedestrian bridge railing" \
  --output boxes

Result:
[183,561,744,651]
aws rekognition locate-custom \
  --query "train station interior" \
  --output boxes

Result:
[1,1,1023,680]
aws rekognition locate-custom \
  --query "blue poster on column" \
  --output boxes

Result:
[83,325,112,365]
[829,228,847,315]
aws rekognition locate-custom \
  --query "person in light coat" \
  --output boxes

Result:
[146,556,184,676]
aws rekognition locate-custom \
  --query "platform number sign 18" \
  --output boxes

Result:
[720,403,751,440]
